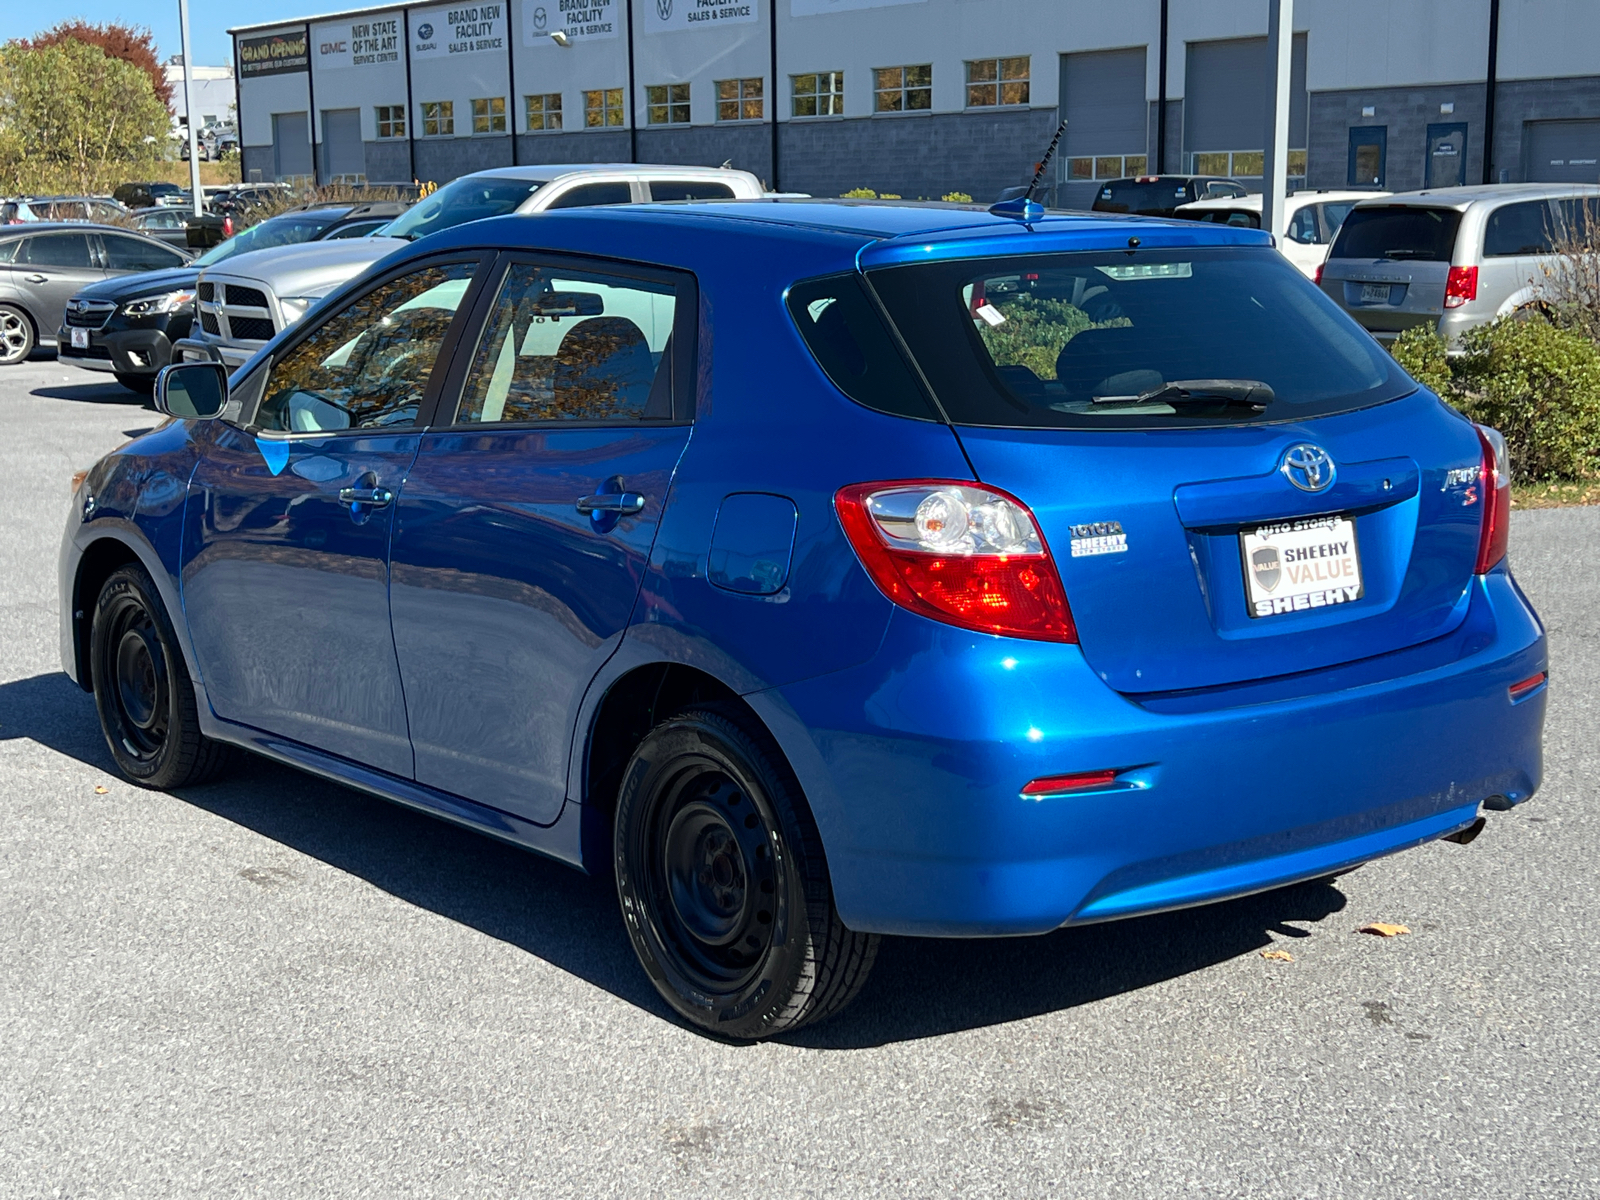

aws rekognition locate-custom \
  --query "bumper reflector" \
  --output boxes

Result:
[1508,671,1547,701]
[1021,769,1119,798]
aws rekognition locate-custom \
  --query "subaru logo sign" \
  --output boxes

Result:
[416,22,433,39]
[1280,443,1336,492]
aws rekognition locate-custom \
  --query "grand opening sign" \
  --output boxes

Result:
[238,30,309,77]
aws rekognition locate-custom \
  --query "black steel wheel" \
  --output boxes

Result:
[614,704,878,1039]
[90,564,236,788]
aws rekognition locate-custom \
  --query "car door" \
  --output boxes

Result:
[12,232,106,338]
[1280,202,1325,279]
[182,254,487,775]
[388,254,695,823]
[1480,199,1555,311]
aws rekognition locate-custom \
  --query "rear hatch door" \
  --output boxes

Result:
[865,230,1486,695]
[1319,204,1463,340]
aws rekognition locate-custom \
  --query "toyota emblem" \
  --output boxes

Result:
[1280,443,1336,492]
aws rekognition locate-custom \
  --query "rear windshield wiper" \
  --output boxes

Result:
[1092,379,1276,411]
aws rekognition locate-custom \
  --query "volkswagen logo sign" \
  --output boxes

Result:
[1280,443,1336,492]
[656,0,673,19]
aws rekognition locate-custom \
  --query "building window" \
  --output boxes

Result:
[646,83,691,126]
[792,71,844,118]
[1065,154,1148,181]
[1191,149,1307,179]
[966,57,1029,108]
[525,93,562,132]
[583,89,624,128]
[421,101,454,137]
[471,97,507,134]
[874,65,931,113]
[376,105,405,139]
[716,77,764,122]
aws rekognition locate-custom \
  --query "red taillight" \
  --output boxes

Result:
[1473,425,1510,573]
[222,215,234,237]
[1021,769,1118,797]
[1508,671,1547,700]
[1313,263,1324,287]
[835,480,1077,642]
[1445,265,1479,308]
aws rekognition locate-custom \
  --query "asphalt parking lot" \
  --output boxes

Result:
[1,355,1596,1199]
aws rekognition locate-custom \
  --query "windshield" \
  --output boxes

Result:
[380,175,545,241]
[191,215,334,267]
[864,247,1410,429]
[1330,206,1462,261]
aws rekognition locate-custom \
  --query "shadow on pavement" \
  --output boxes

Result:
[29,373,148,406]
[1,670,1348,1048]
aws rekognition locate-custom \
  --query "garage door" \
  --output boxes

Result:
[322,108,365,180]
[272,111,311,181]
[1185,35,1307,160]
[1523,119,1600,184]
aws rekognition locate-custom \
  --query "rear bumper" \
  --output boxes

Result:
[765,570,1546,936]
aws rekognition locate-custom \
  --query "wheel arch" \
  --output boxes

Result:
[69,531,194,694]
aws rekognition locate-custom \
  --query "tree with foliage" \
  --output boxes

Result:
[19,21,171,111]
[0,39,169,195]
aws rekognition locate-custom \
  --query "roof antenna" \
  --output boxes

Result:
[989,118,1067,222]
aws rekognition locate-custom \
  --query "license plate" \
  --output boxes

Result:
[1359,282,1391,304]
[70,327,89,349]
[1241,515,1363,619]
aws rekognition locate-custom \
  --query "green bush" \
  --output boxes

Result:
[1390,317,1600,482]
[942,191,973,204]
[840,187,876,199]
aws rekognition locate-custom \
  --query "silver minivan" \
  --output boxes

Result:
[1319,183,1600,346]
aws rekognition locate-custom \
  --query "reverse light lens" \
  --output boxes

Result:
[1474,425,1510,573]
[1444,265,1479,309]
[1021,769,1119,797]
[835,480,1077,642]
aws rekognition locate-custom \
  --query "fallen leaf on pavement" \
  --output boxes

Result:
[93,785,109,794]
[1261,949,1294,962]
[1356,923,1410,937]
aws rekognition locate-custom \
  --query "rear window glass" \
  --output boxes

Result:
[787,274,937,421]
[1094,180,1191,215]
[1190,208,1261,229]
[866,247,1410,430]
[651,181,736,201]
[1330,206,1462,261]
[1483,200,1555,257]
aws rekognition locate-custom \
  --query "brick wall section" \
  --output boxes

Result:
[780,108,1061,201]
[516,130,633,166]
[1308,85,1486,192]
[413,135,515,182]
[636,124,774,184]
[362,140,411,183]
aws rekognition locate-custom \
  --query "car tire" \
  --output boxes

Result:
[114,372,155,396]
[614,703,878,1040]
[0,303,35,365]
[90,564,237,789]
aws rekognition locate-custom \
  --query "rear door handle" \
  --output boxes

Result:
[338,487,393,508]
[576,492,645,515]
[25,273,47,283]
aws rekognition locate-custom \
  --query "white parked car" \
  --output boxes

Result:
[1174,190,1383,279]
[178,163,764,368]
[1318,183,1600,346]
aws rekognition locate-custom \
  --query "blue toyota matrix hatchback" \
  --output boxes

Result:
[61,201,1547,1038]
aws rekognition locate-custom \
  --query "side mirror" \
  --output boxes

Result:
[156,362,228,419]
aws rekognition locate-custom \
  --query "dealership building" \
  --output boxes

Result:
[230,0,1600,203]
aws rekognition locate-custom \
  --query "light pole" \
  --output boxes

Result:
[1260,0,1293,241]
[178,0,203,218]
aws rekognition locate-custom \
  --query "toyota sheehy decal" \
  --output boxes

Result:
[1069,519,1128,558]
[1280,442,1336,492]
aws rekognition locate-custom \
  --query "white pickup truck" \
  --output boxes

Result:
[178,163,764,368]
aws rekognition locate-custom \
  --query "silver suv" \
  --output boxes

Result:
[179,163,764,368]
[1319,183,1600,346]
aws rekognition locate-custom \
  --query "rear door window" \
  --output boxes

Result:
[649,181,736,201]
[102,234,185,271]
[1286,206,1320,244]
[1483,200,1555,256]
[545,182,634,209]
[1329,206,1463,261]
[22,233,94,267]
[866,247,1408,429]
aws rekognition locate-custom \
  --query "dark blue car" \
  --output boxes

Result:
[60,201,1547,1039]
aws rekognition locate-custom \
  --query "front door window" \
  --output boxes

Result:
[254,261,476,433]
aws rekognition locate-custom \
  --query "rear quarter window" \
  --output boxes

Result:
[1330,206,1463,261]
[786,274,938,421]
[1482,200,1555,256]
